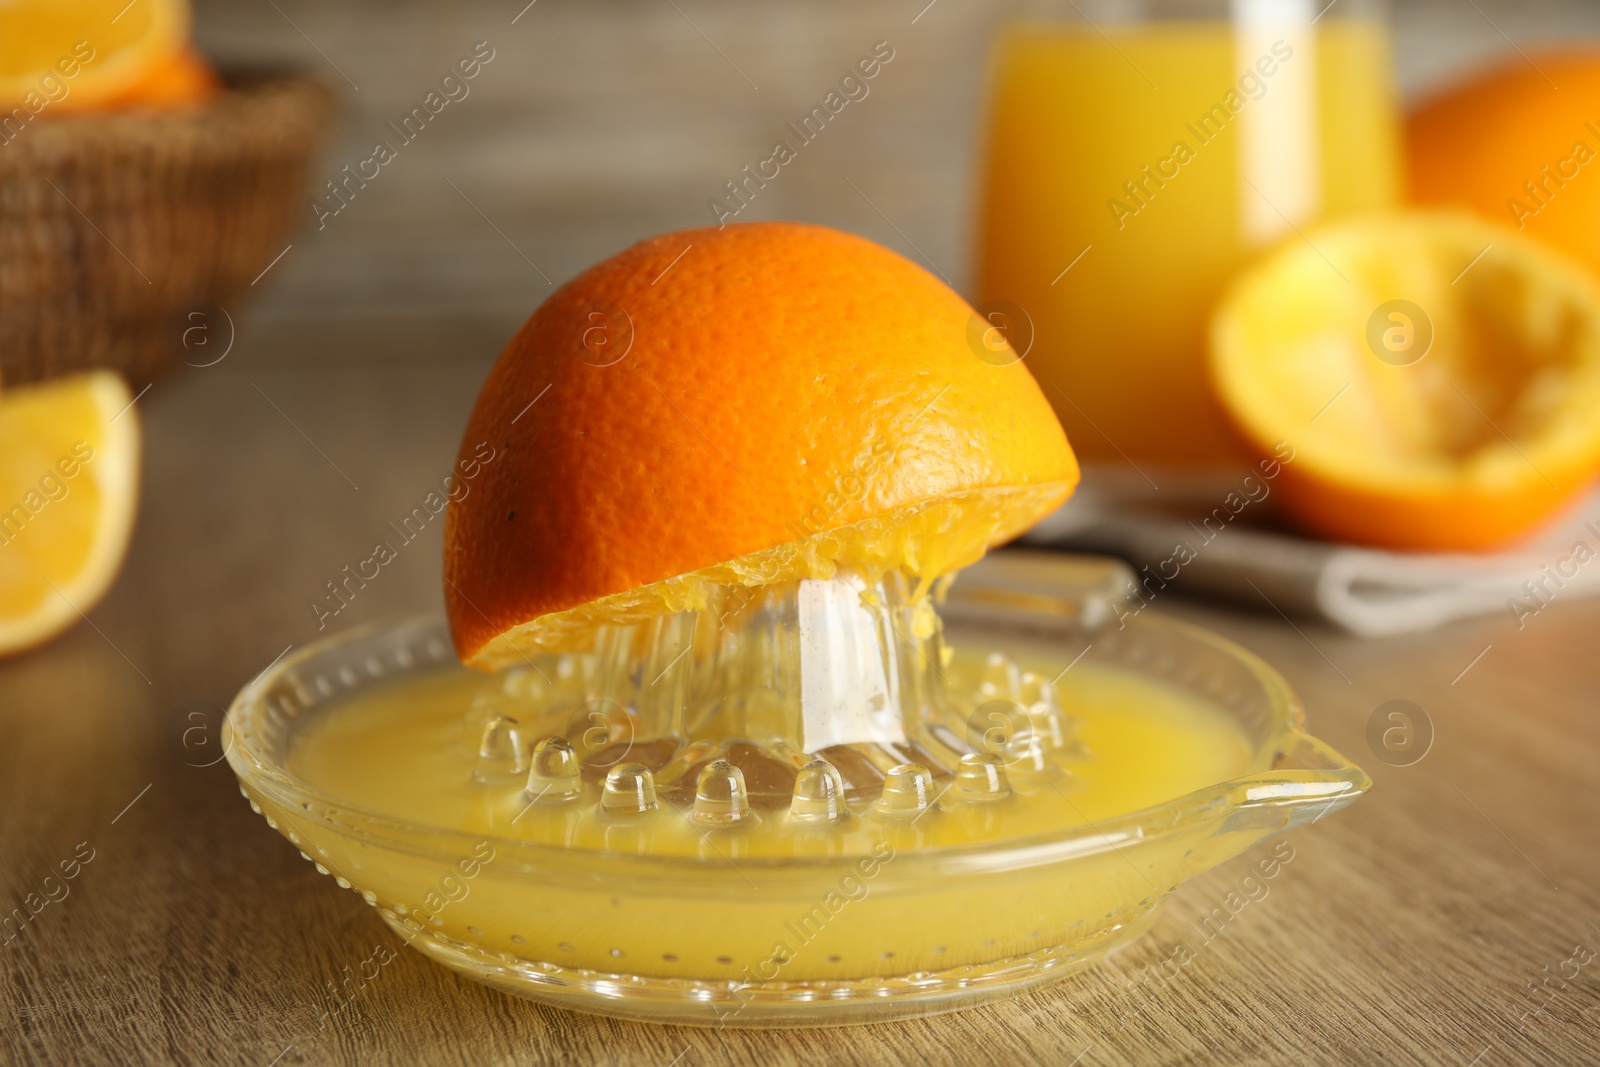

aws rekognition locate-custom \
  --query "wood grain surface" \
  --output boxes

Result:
[4,1,1600,1064]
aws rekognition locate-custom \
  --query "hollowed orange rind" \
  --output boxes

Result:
[1210,211,1600,551]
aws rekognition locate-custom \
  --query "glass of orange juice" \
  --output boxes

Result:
[974,0,1400,472]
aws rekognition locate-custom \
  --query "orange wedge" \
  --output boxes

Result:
[0,372,141,656]
[0,0,190,115]
[1210,211,1600,551]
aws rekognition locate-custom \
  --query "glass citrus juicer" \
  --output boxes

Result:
[226,222,1368,1027]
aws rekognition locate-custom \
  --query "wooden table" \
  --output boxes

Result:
[6,334,1598,1066]
[5,0,1600,1063]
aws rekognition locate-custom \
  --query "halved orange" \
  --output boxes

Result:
[0,0,190,114]
[0,372,142,656]
[445,222,1079,668]
[1210,210,1600,551]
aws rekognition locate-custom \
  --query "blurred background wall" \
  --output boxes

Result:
[193,0,1600,332]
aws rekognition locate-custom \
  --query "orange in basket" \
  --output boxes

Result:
[0,0,200,115]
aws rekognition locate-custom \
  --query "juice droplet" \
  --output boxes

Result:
[878,764,933,815]
[601,763,658,814]
[473,715,526,782]
[527,736,583,800]
[788,758,846,824]
[954,753,1010,801]
[693,759,750,826]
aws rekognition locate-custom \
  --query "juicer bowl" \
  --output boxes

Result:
[224,556,1369,1027]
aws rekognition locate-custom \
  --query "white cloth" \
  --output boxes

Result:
[1023,479,1600,636]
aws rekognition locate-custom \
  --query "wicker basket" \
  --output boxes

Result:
[0,73,334,385]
